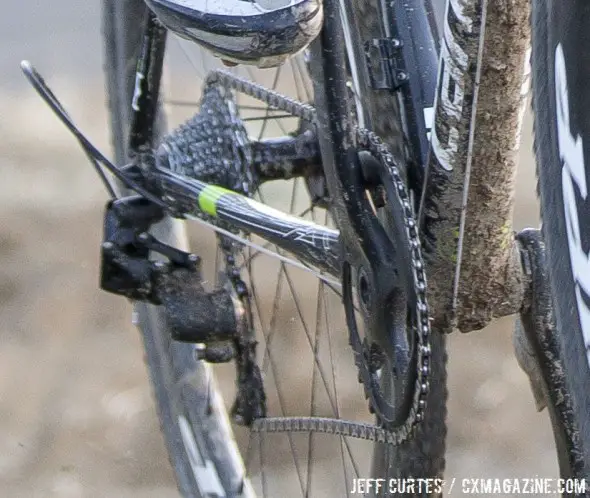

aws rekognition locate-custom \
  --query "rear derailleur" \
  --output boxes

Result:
[99,194,265,425]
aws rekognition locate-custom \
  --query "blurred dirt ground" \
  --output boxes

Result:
[0,2,561,497]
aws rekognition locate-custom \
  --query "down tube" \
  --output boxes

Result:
[419,0,530,332]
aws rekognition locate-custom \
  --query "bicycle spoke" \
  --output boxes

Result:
[317,208,355,494]
[299,58,313,102]
[282,267,341,412]
[267,185,363,493]
[255,181,297,374]
[305,267,323,498]
[188,214,341,287]
[314,208,361,482]
[255,67,282,140]
[280,184,341,412]
[252,179,330,496]
[255,182,342,400]
[242,114,295,122]
[175,37,207,82]
[248,265,306,496]
[161,30,387,497]
[260,264,285,374]
[259,433,269,498]
[323,282,361,488]
[246,223,304,494]
[291,57,313,103]
[290,58,305,104]
[238,206,314,270]
[163,99,200,108]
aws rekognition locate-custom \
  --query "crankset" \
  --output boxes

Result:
[340,129,431,434]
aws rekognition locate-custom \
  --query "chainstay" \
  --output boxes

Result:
[199,70,431,445]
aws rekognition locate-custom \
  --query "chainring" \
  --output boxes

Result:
[342,128,431,432]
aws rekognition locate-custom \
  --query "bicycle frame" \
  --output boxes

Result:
[420,0,531,333]
[157,167,342,278]
[129,1,530,335]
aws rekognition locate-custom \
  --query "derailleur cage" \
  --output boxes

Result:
[99,194,266,425]
[100,195,236,344]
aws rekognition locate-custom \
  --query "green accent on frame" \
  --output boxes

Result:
[198,185,234,216]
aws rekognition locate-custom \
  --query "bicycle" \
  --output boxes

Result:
[20,0,590,495]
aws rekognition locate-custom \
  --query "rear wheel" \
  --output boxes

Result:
[102,0,448,495]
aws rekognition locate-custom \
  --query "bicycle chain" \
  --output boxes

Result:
[203,69,432,445]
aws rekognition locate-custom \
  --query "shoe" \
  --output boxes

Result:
[144,0,323,68]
